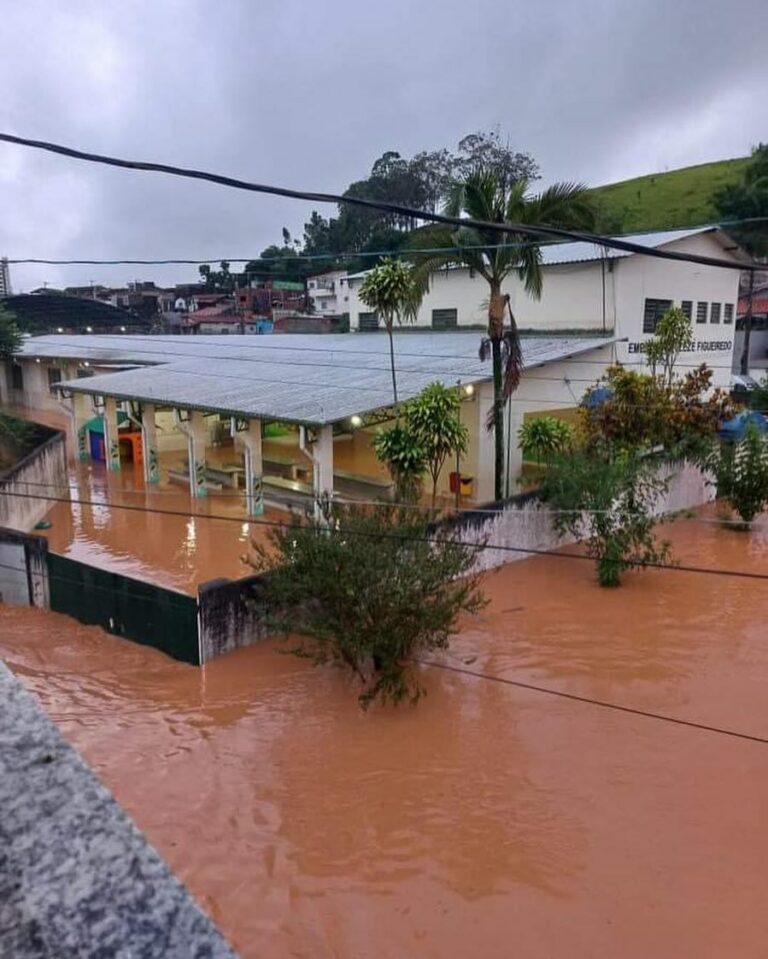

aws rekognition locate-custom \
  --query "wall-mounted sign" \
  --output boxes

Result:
[627,340,732,355]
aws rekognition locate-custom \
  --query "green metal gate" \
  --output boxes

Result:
[47,553,200,665]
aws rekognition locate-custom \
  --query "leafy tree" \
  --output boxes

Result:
[580,364,736,459]
[715,143,768,256]
[644,306,694,386]
[705,424,768,527]
[453,129,539,188]
[541,450,672,587]
[198,260,236,292]
[518,416,574,463]
[359,258,425,405]
[372,424,426,503]
[414,170,595,499]
[406,383,469,506]
[249,501,486,708]
[0,303,22,358]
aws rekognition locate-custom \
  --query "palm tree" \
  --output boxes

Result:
[415,171,595,500]
[359,258,425,408]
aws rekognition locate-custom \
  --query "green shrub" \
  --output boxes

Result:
[706,425,768,526]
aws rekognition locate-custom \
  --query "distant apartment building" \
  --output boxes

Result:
[306,270,347,315]
[0,257,11,296]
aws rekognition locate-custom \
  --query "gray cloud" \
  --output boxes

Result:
[1,0,766,291]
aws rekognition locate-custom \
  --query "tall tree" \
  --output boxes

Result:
[715,143,768,256]
[359,259,425,406]
[415,171,595,500]
[0,303,22,358]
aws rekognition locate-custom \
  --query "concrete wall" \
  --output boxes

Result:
[0,527,49,607]
[197,573,270,664]
[0,428,67,532]
[447,462,713,574]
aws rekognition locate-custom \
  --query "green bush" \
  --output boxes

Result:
[249,501,486,707]
[706,425,768,527]
[518,416,574,463]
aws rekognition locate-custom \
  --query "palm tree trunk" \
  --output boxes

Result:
[387,320,398,408]
[489,282,505,501]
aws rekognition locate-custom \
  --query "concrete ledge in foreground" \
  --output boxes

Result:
[0,660,237,959]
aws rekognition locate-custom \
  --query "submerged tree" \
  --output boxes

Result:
[359,258,425,406]
[249,501,486,707]
[705,424,768,528]
[372,424,426,503]
[540,450,673,587]
[414,170,595,499]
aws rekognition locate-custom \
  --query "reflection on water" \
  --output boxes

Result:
[2,511,768,957]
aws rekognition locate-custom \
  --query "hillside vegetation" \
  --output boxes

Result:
[589,157,750,233]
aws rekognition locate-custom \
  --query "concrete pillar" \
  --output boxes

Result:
[141,403,160,484]
[504,405,526,499]
[311,425,334,521]
[475,382,496,504]
[187,410,207,498]
[240,419,264,517]
[103,396,121,471]
[67,391,92,461]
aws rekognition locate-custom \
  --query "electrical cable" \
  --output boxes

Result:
[414,658,768,746]
[5,216,768,267]
[2,486,768,582]
[0,132,763,273]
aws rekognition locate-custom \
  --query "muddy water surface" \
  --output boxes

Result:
[3,513,768,957]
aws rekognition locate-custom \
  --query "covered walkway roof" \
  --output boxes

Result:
[20,332,617,425]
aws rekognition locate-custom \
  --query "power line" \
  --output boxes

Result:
[415,659,768,746]
[0,132,762,273]
[5,216,768,267]
[3,486,768,582]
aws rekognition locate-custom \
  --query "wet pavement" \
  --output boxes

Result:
[2,511,768,957]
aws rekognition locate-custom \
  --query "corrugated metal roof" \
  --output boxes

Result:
[346,227,720,279]
[22,332,617,425]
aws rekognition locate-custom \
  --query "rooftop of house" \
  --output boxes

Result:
[19,331,618,426]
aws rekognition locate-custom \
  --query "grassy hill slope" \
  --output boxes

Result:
[589,157,749,233]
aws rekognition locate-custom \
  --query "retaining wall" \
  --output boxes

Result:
[445,462,714,573]
[0,527,49,607]
[0,424,67,531]
[197,573,270,665]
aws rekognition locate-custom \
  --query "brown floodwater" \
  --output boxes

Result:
[2,511,768,957]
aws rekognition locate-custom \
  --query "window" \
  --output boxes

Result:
[47,367,62,394]
[11,364,23,390]
[642,298,673,333]
[358,311,379,332]
[681,300,693,320]
[432,308,458,330]
[710,302,721,324]
[724,303,734,325]
[696,302,708,324]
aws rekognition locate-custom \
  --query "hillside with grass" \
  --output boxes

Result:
[589,157,750,234]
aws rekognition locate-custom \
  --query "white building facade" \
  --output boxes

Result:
[346,228,744,389]
[306,270,347,315]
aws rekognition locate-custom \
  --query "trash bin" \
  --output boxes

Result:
[449,472,474,496]
[460,475,473,496]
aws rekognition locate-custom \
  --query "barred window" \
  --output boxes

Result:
[681,300,693,320]
[643,298,673,334]
[696,302,708,324]
[724,303,734,324]
[358,311,379,331]
[710,302,721,324]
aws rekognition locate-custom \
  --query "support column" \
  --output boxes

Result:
[241,419,264,516]
[475,383,496,503]
[187,410,207,498]
[312,424,334,520]
[504,405,525,499]
[141,403,160,484]
[103,396,121,471]
[67,391,92,461]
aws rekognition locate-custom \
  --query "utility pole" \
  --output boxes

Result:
[740,269,755,377]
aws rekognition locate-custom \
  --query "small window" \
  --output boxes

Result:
[11,364,24,390]
[359,311,379,332]
[47,367,62,393]
[696,302,708,324]
[642,298,673,334]
[710,302,721,324]
[681,300,693,320]
[724,303,734,325]
[432,308,458,330]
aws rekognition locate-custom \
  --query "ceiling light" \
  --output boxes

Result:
[464,384,475,396]
[350,414,363,428]
[85,326,93,333]
[82,361,90,368]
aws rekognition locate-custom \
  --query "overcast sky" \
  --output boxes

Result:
[1,0,766,292]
